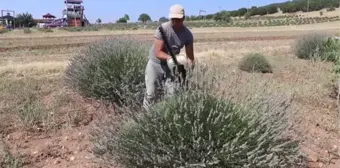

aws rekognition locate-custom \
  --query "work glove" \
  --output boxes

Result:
[167,55,188,75]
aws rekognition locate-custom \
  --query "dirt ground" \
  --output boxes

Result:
[0,22,339,168]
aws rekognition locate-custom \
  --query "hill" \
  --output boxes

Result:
[186,0,340,21]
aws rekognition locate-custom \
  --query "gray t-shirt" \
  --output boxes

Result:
[148,21,193,64]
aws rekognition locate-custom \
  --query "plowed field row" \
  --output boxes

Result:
[1,33,270,47]
[0,35,297,52]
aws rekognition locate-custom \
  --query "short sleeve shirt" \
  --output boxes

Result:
[148,21,193,64]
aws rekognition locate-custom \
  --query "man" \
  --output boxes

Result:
[143,4,195,109]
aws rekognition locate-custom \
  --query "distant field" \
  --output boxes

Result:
[0,21,339,52]
[1,20,339,37]
[1,7,339,39]
[0,20,339,168]
[263,7,340,18]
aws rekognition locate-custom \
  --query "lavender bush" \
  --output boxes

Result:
[64,37,150,106]
[294,33,340,62]
[239,53,273,73]
[90,63,306,168]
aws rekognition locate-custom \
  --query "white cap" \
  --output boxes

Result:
[169,4,185,19]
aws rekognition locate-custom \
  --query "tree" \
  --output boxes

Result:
[116,14,129,23]
[208,0,340,20]
[116,17,127,23]
[249,6,258,16]
[205,14,215,20]
[158,17,169,23]
[237,8,248,16]
[96,18,102,24]
[138,13,151,23]
[244,12,251,20]
[124,14,130,21]
[15,12,37,28]
[213,12,223,21]
[189,15,199,21]
[266,5,278,14]
[256,7,268,16]
[229,10,239,17]
[213,10,231,22]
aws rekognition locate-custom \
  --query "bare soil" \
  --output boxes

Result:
[0,22,339,168]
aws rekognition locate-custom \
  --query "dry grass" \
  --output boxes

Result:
[0,61,67,78]
[0,51,85,133]
[0,48,77,65]
[194,39,292,55]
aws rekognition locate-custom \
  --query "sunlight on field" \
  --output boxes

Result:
[0,20,339,168]
[0,61,67,78]
[1,0,340,165]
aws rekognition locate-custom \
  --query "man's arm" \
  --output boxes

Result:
[185,43,194,62]
[154,38,172,61]
[153,25,172,61]
[185,31,195,66]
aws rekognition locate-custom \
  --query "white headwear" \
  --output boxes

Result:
[169,4,185,19]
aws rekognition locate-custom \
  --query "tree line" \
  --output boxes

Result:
[9,12,38,28]
[5,0,340,27]
[229,0,338,17]
[116,13,152,23]
[184,0,339,21]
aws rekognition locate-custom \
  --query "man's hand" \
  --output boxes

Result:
[188,59,195,70]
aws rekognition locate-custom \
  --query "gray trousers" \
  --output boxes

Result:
[143,60,178,110]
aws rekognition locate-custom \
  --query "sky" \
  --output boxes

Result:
[1,0,288,23]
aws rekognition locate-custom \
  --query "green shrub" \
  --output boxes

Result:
[91,87,305,167]
[329,77,339,100]
[321,37,340,62]
[0,140,23,168]
[38,28,53,33]
[294,33,322,59]
[294,33,340,61]
[62,27,83,32]
[83,26,100,31]
[18,99,46,130]
[64,37,150,106]
[327,7,336,11]
[23,28,31,34]
[239,53,273,73]
[0,29,10,34]
[333,57,340,74]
